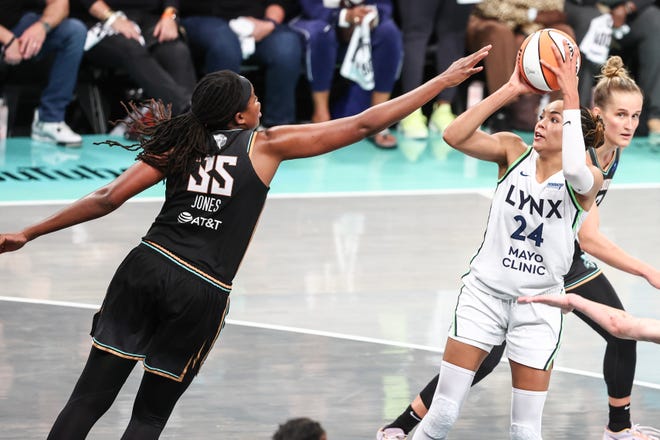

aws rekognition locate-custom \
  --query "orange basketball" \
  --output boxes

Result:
[517,28,581,92]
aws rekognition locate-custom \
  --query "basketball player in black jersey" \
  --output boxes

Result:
[0,47,490,439]
[376,56,660,440]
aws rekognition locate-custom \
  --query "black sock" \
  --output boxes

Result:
[608,403,632,432]
[385,405,423,435]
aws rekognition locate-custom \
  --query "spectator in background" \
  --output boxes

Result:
[273,417,327,440]
[180,0,303,127]
[396,0,474,140]
[72,0,197,118]
[565,0,660,145]
[564,0,612,108]
[465,0,575,131]
[290,0,402,149]
[605,0,660,144]
[0,0,86,146]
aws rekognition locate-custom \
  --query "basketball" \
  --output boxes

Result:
[517,28,581,93]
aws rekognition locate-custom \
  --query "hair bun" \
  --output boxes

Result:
[601,55,627,79]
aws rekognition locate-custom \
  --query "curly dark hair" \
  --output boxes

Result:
[272,418,326,440]
[97,70,251,176]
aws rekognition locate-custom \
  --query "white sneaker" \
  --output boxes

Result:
[603,424,660,440]
[376,427,407,440]
[31,110,82,147]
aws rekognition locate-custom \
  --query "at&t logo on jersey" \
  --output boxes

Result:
[177,211,222,230]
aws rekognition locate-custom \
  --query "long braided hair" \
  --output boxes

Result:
[580,106,605,150]
[99,70,251,176]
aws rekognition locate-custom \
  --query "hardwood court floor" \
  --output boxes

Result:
[1,190,659,439]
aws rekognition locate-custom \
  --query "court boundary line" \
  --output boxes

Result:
[0,184,658,207]
[2,295,659,391]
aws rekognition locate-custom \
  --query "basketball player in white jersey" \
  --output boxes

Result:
[410,42,602,440]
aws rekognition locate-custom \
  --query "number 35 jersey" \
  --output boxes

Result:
[462,147,588,299]
[142,129,268,289]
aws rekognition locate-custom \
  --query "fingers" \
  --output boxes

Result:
[18,38,41,59]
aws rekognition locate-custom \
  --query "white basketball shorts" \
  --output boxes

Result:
[449,285,564,370]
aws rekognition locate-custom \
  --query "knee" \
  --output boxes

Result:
[420,396,460,439]
[164,40,193,60]
[266,30,303,61]
[308,28,339,50]
[372,20,403,52]
[207,38,242,70]
[59,18,87,43]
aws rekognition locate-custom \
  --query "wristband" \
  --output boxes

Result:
[3,36,16,50]
[101,8,114,21]
[40,20,52,34]
[1,35,16,57]
[263,17,279,26]
[161,9,177,21]
[104,11,125,28]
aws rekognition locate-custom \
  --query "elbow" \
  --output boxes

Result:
[608,314,634,340]
[442,125,460,147]
[578,236,597,255]
[92,186,123,212]
[608,316,627,339]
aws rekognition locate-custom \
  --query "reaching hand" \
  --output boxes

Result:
[0,232,29,254]
[438,45,491,88]
[507,62,539,96]
[542,40,580,103]
[517,294,575,314]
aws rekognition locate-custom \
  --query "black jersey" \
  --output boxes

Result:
[142,129,269,291]
[565,146,620,288]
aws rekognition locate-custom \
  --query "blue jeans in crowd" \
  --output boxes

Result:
[11,13,86,122]
[182,16,303,126]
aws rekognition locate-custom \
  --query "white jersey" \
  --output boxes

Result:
[463,147,587,299]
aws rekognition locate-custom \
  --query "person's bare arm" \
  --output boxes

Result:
[17,0,68,59]
[519,294,660,343]
[441,67,529,168]
[0,161,164,254]
[578,205,660,288]
[249,46,491,185]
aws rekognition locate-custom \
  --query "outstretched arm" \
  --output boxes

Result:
[518,294,660,343]
[0,161,164,254]
[578,205,660,288]
[249,46,491,184]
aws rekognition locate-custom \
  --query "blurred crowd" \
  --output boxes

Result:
[1,0,659,148]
